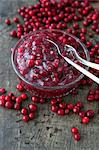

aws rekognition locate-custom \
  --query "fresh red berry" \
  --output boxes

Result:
[73,23,79,29]
[39,98,46,104]
[86,110,95,118]
[71,127,79,134]
[22,115,29,122]
[95,90,99,95]
[76,101,83,108]
[59,102,66,109]
[86,41,92,48]
[95,94,99,100]
[73,106,80,114]
[16,97,23,103]
[89,89,95,95]
[0,99,5,107]
[12,96,16,101]
[29,104,38,112]
[0,95,5,100]
[5,101,14,109]
[74,133,81,141]
[82,117,90,124]
[0,88,6,94]
[56,98,62,103]
[81,28,87,34]
[17,31,22,38]
[21,107,28,115]
[79,111,85,118]
[16,83,24,92]
[31,96,39,103]
[92,14,98,20]
[8,92,14,97]
[51,105,58,113]
[67,103,74,110]
[87,95,95,101]
[65,108,70,114]
[57,109,65,116]
[5,96,11,101]
[50,99,57,105]
[5,18,11,25]
[13,17,20,23]
[21,93,28,100]
[14,103,21,110]
[10,30,17,37]
[29,112,35,120]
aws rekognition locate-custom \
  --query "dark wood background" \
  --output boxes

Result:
[0,0,99,150]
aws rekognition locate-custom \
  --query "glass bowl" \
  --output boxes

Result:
[11,29,90,98]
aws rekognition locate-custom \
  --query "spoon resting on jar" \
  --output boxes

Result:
[46,39,99,84]
[65,44,99,70]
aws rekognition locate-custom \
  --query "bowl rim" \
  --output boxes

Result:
[11,29,90,90]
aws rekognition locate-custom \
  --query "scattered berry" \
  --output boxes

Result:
[71,127,79,134]
[74,133,81,141]
[21,93,28,100]
[57,109,65,116]
[10,30,17,37]
[0,99,5,107]
[51,105,58,113]
[82,117,90,124]
[31,96,39,103]
[39,98,46,104]
[0,88,6,94]
[5,96,11,101]
[22,115,29,122]
[16,97,23,103]
[5,101,14,109]
[16,83,24,92]
[29,104,38,112]
[21,107,28,115]
[13,17,20,23]
[14,103,21,110]
[86,110,95,118]
[29,112,35,120]
[5,18,11,25]
[50,99,57,105]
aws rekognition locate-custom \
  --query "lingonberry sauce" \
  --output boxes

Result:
[12,30,89,98]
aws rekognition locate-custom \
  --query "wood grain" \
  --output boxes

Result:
[0,1,99,150]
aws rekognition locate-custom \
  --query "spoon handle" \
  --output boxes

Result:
[74,50,99,70]
[62,56,99,84]
[66,45,99,70]
[46,39,99,84]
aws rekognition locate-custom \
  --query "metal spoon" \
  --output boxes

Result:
[65,44,99,70]
[46,39,99,84]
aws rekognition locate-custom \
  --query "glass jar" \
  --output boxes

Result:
[11,29,90,98]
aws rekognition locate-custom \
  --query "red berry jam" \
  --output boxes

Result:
[12,29,89,98]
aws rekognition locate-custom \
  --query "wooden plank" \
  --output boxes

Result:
[0,1,99,150]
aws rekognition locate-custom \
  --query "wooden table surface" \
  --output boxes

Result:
[0,0,99,150]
